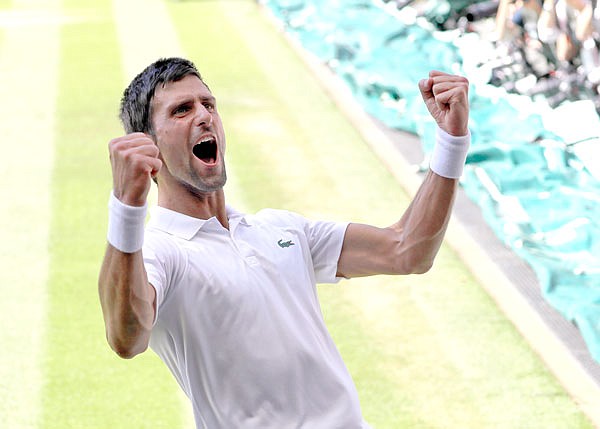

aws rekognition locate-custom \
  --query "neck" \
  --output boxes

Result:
[157,187,229,229]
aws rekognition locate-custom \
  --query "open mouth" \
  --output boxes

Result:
[192,138,218,165]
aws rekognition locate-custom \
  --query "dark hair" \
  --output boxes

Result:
[119,57,206,134]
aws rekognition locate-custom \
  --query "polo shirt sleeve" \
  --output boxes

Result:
[304,218,350,284]
[142,230,186,325]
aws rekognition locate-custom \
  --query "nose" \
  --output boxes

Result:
[195,104,212,127]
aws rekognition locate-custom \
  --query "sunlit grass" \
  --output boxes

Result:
[40,1,183,428]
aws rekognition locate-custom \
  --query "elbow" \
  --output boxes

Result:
[107,330,149,359]
[387,253,434,275]
[408,229,446,274]
[390,237,439,275]
[110,339,148,360]
[409,259,434,275]
[113,346,136,359]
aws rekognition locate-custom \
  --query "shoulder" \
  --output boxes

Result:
[144,225,180,251]
[250,208,348,245]
[250,208,308,228]
[143,226,188,271]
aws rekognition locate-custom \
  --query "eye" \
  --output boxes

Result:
[202,102,215,111]
[172,103,191,116]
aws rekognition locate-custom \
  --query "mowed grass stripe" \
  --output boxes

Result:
[169,1,593,428]
[41,0,183,427]
[0,0,59,427]
[112,0,183,83]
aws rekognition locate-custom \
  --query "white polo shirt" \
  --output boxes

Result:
[143,206,370,429]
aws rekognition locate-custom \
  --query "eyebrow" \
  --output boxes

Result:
[166,95,216,111]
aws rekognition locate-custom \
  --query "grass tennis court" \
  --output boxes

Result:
[0,0,594,427]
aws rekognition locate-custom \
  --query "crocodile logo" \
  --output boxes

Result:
[277,239,295,248]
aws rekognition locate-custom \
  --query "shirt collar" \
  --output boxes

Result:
[147,205,250,240]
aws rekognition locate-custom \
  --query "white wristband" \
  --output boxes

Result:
[429,126,471,179]
[107,191,147,253]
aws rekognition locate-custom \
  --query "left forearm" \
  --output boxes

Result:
[390,171,458,273]
[392,71,468,272]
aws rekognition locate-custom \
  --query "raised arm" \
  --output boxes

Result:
[337,71,469,278]
[98,133,162,358]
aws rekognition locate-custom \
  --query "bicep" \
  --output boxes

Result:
[336,223,408,278]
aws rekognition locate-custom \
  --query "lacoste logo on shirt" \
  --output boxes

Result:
[277,239,295,248]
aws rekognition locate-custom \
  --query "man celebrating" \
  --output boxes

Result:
[99,57,470,428]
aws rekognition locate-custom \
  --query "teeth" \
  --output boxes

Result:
[193,138,218,163]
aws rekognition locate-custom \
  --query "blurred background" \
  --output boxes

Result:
[0,0,598,427]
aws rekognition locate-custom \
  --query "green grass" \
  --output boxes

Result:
[40,0,183,427]
[0,0,592,427]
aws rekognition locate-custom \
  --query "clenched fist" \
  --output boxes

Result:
[109,133,162,207]
[419,70,469,137]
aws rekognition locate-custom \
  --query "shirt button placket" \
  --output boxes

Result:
[230,230,259,267]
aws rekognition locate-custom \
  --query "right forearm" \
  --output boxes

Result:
[101,133,160,357]
[98,246,155,358]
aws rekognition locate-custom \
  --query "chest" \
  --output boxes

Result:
[167,222,320,331]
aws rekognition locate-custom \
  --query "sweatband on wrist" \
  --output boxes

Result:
[107,191,147,253]
[429,126,471,179]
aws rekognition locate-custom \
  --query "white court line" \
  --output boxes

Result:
[0,0,60,427]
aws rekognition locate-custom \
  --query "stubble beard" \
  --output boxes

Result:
[185,163,228,196]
